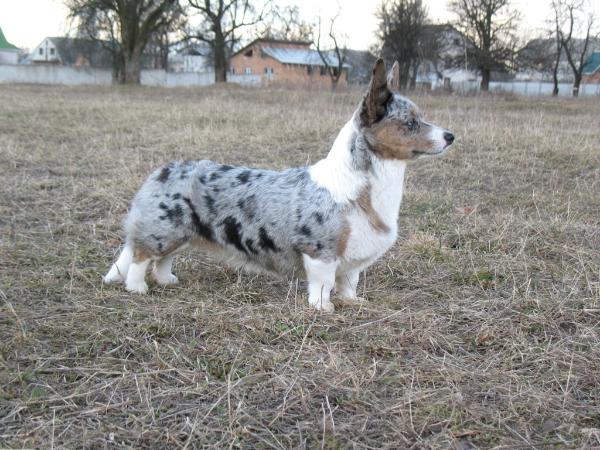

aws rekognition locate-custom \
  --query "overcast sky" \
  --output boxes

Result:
[2,0,599,51]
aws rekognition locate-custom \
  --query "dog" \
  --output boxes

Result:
[103,58,455,312]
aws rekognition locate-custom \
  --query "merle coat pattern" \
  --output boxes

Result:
[126,161,345,276]
[104,58,455,312]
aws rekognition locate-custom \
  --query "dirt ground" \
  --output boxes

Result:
[1,84,599,448]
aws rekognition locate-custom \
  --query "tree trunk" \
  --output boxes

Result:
[409,61,419,90]
[552,68,559,96]
[213,31,228,83]
[480,68,490,92]
[123,47,142,84]
[572,73,581,97]
[330,75,339,91]
[400,64,411,91]
[112,50,125,83]
[552,48,561,97]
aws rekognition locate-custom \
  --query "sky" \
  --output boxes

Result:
[1,0,599,52]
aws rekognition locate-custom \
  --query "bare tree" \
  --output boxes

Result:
[145,12,187,70]
[550,3,564,95]
[315,14,348,91]
[66,0,182,84]
[187,0,268,82]
[449,0,520,91]
[553,0,596,97]
[376,0,429,90]
[70,3,124,79]
[257,5,313,41]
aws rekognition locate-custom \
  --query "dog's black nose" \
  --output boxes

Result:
[443,132,455,145]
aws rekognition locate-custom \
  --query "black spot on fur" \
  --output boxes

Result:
[296,208,302,221]
[157,242,163,252]
[237,199,245,209]
[183,197,213,241]
[158,202,183,224]
[204,195,216,214]
[316,242,323,250]
[314,212,324,225]
[212,187,221,194]
[299,225,312,237]
[179,171,188,180]
[245,238,258,254]
[210,172,222,182]
[219,164,234,172]
[172,193,181,200]
[223,216,247,254]
[237,171,251,183]
[157,166,171,183]
[259,227,279,252]
[199,174,207,184]
[256,173,263,178]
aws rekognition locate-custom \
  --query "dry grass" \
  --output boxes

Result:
[1,84,600,449]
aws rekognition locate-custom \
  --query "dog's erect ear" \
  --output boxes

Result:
[360,58,392,127]
[387,61,400,91]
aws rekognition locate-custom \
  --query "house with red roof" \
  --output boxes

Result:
[229,38,350,88]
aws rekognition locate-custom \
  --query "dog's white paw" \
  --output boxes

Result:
[337,296,367,306]
[309,299,335,313]
[103,268,125,284]
[154,273,178,286]
[126,280,148,294]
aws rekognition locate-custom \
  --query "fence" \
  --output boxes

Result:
[2,64,600,96]
[452,80,600,97]
[0,64,261,88]
[0,64,112,85]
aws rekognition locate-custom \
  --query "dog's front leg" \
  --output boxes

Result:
[303,254,337,312]
[335,268,366,304]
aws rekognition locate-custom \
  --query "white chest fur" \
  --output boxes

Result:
[309,120,407,270]
[343,159,406,268]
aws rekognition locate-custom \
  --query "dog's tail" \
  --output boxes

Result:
[103,244,133,284]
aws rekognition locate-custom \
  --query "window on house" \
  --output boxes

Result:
[263,67,274,74]
[245,67,252,74]
[244,49,253,57]
[231,67,235,74]
[50,48,55,56]
[332,67,339,77]
[307,65,313,75]
[39,48,43,55]
[320,66,326,76]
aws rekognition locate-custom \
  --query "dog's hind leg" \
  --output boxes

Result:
[125,248,153,294]
[303,254,338,312]
[104,244,133,284]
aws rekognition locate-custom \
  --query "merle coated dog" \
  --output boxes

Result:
[104,59,455,312]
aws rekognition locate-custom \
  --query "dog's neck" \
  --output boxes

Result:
[309,118,407,217]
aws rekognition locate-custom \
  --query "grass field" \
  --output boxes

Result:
[1,84,600,449]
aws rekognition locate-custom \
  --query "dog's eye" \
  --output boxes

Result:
[406,119,419,132]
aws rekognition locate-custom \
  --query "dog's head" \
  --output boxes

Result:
[355,58,454,160]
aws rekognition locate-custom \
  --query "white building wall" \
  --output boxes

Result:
[0,49,18,64]
[30,38,60,63]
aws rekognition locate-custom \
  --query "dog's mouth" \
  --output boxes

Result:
[413,141,454,157]
[412,149,445,156]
